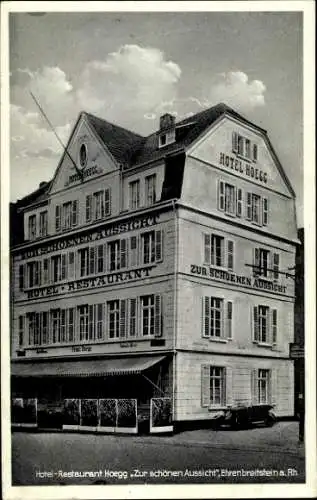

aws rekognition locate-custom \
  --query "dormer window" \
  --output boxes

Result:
[158,113,176,148]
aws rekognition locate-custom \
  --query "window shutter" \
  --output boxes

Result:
[253,248,260,276]
[227,240,234,271]
[120,239,127,269]
[202,296,210,338]
[72,200,78,226]
[55,205,61,232]
[89,247,95,275]
[270,369,278,406]
[204,234,211,264]
[119,299,127,338]
[253,144,258,162]
[272,309,277,346]
[236,188,243,217]
[226,301,233,340]
[86,195,92,222]
[129,298,137,337]
[67,252,74,280]
[251,369,258,404]
[130,236,138,267]
[61,254,67,281]
[201,365,210,407]
[252,306,259,342]
[218,181,225,211]
[19,264,24,290]
[232,132,238,153]
[104,188,111,216]
[273,253,279,280]
[155,230,163,262]
[262,197,268,226]
[225,367,233,407]
[154,295,162,337]
[246,193,252,220]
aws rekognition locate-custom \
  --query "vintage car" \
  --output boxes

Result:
[209,404,276,430]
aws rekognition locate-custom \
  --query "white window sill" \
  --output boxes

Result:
[256,342,273,348]
[202,336,228,343]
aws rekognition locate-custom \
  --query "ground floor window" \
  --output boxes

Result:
[201,365,226,407]
[256,369,270,404]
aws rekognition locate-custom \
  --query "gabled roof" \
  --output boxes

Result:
[15,102,295,208]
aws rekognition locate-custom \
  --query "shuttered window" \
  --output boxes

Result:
[141,230,163,264]
[253,305,278,346]
[97,244,105,274]
[140,294,162,336]
[232,132,238,153]
[108,300,120,339]
[262,197,268,226]
[202,297,223,339]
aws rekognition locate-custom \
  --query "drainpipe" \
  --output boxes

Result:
[172,199,178,423]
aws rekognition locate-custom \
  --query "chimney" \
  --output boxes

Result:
[159,113,176,131]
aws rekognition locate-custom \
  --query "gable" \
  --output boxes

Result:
[187,115,294,198]
[49,114,119,195]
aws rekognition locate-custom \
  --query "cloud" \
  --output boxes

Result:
[207,71,266,111]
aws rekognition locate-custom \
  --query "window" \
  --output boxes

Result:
[129,180,140,209]
[158,129,175,148]
[28,215,36,240]
[108,239,127,271]
[246,193,268,226]
[218,181,242,218]
[51,309,60,344]
[108,300,120,339]
[141,230,163,265]
[42,311,49,344]
[253,305,278,345]
[78,305,89,341]
[94,191,104,220]
[55,206,61,232]
[129,298,137,337]
[18,316,24,347]
[97,244,105,274]
[145,174,156,206]
[204,234,224,267]
[236,188,243,217]
[79,248,89,277]
[140,294,162,337]
[68,308,75,342]
[202,365,226,407]
[26,261,41,288]
[232,132,257,162]
[96,304,104,340]
[42,258,50,285]
[61,202,72,231]
[129,236,139,267]
[256,369,270,404]
[86,189,111,223]
[39,211,48,237]
[203,297,232,341]
[253,144,258,162]
[253,248,280,279]
[86,195,92,223]
[51,255,62,283]
[245,139,251,159]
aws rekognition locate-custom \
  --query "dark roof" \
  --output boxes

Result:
[85,112,144,165]
[15,103,270,208]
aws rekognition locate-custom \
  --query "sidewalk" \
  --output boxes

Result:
[143,421,305,457]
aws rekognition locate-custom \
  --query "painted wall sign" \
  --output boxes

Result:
[25,266,155,299]
[72,345,92,353]
[65,165,102,186]
[20,213,159,260]
[219,152,268,184]
[190,264,287,294]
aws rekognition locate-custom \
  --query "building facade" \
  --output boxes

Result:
[10,103,298,431]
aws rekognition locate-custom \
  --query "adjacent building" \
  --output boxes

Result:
[10,103,299,431]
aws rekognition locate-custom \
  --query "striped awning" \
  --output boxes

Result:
[11,355,166,378]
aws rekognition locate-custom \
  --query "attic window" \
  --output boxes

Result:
[79,143,88,169]
[159,129,175,148]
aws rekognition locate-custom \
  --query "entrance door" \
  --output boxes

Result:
[150,398,173,433]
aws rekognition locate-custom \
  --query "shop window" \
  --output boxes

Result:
[145,174,156,206]
[28,214,37,240]
[141,230,163,265]
[129,180,140,210]
[252,305,278,345]
[39,211,48,237]
[201,365,226,407]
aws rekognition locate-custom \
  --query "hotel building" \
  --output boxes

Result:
[10,103,298,431]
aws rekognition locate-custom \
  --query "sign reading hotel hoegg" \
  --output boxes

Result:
[219,152,268,184]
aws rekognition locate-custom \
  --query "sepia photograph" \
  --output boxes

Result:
[1,1,316,499]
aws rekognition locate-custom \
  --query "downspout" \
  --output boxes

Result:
[172,198,178,423]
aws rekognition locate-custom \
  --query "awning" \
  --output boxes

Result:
[11,355,166,378]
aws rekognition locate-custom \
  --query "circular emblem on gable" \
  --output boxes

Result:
[79,143,88,169]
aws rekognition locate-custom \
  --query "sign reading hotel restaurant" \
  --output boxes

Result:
[219,152,268,184]
[20,213,159,260]
[65,165,102,186]
[190,264,287,294]
[25,266,155,299]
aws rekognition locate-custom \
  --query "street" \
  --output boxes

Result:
[11,422,305,485]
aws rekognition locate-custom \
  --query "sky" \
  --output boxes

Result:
[8,9,304,224]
